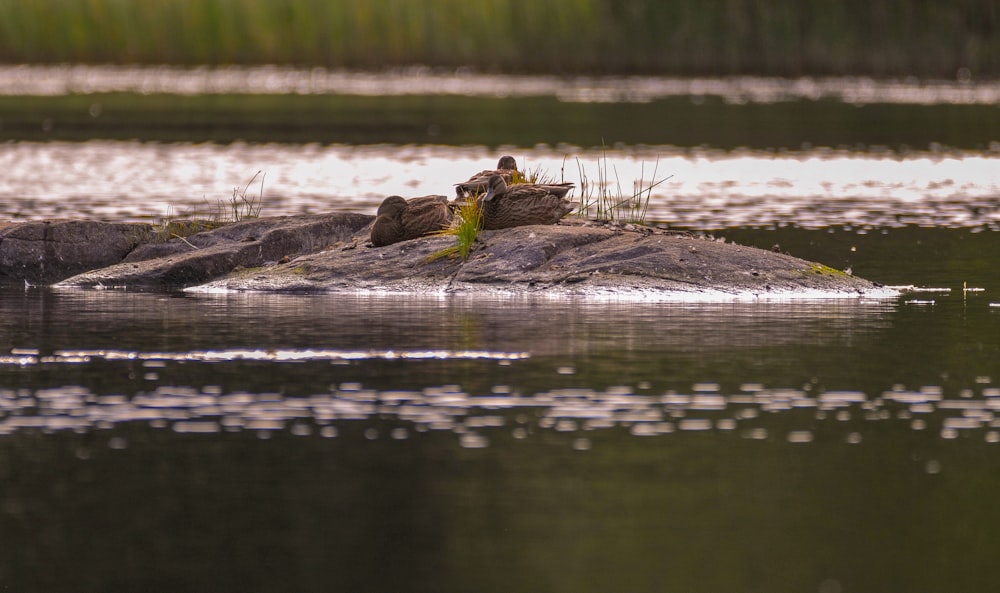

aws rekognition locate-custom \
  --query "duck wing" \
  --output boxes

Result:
[455,169,520,198]
[528,182,575,198]
[399,195,452,240]
[503,182,575,200]
[481,188,576,230]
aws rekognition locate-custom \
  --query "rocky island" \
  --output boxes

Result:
[0,215,892,300]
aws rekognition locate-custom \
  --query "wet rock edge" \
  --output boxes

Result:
[0,215,890,298]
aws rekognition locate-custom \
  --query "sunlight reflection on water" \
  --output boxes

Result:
[2,141,999,229]
[4,64,1000,105]
[0,348,528,364]
[3,377,1000,450]
[0,290,992,448]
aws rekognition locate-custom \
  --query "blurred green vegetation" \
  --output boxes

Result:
[0,0,996,77]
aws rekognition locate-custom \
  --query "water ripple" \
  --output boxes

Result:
[0,348,529,366]
[3,65,1000,105]
[3,381,1000,448]
[1,141,998,230]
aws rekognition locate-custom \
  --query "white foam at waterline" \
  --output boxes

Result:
[184,284,902,302]
[889,285,952,293]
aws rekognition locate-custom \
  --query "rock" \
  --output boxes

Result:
[41,213,888,298]
[193,218,886,299]
[0,219,150,285]
[59,213,372,289]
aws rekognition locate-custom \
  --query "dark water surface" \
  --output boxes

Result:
[3,68,1000,591]
[3,229,1000,592]
[4,91,1000,149]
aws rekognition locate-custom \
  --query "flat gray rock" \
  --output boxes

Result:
[58,213,371,289]
[189,218,888,299]
[33,213,888,298]
[0,219,150,285]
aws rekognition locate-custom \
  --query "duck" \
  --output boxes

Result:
[455,155,522,199]
[370,194,453,247]
[479,175,576,230]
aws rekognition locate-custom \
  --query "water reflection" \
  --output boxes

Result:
[6,373,1000,449]
[3,288,893,356]
[2,141,999,229]
[5,288,1000,592]
[5,64,1000,105]
[1,288,990,447]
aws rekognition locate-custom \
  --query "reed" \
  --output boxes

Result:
[573,153,672,225]
[227,170,265,222]
[0,0,996,77]
[136,170,264,245]
[137,207,226,245]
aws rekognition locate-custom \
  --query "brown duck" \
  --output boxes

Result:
[370,195,452,247]
[480,175,576,230]
[455,155,522,199]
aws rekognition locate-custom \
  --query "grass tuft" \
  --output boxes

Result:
[573,151,672,224]
[227,169,265,221]
[426,198,483,262]
[506,152,671,225]
[136,170,267,245]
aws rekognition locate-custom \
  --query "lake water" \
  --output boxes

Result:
[3,67,1000,592]
[4,141,1000,231]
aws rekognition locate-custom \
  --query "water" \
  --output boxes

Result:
[4,288,1000,592]
[1,66,999,228]
[4,65,1000,104]
[3,141,1000,229]
[3,67,1000,592]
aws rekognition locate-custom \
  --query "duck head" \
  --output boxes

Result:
[482,175,508,202]
[376,195,408,219]
[496,155,517,171]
